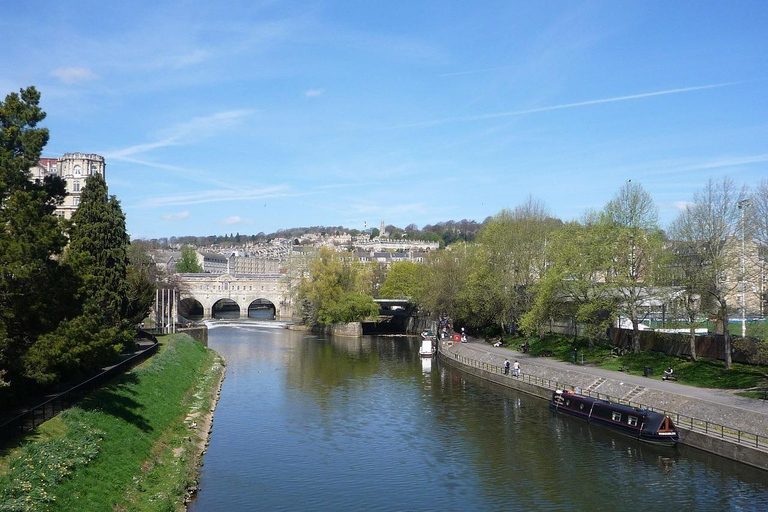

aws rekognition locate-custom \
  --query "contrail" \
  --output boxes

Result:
[396,81,745,129]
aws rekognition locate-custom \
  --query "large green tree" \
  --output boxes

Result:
[25,173,135,384]
[66,173,130,325]
[176,245,202,273]
[379,260,425,300]
[473,197,561,333]
[0,87,72,390]
[601,181,665,354]
[299,247,378,325]
[521,217,616,344]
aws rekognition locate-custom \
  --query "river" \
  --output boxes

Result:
[189,322,768,511]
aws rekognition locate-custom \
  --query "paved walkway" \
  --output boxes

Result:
[445,339,768,438]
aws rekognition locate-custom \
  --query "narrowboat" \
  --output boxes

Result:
[550,389,679,446]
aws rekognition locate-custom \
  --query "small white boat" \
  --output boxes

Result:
[419,338,436,358]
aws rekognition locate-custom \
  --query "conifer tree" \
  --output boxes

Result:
[0,87,71,391]
[67,173,130,325]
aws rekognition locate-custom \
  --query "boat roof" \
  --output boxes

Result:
[556,390,652,415]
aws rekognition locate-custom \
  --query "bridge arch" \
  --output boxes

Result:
[248,298,276,319]
[212,298,241,319]
[179,297,204,322]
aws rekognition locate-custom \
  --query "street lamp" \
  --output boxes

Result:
[738,198,751,338]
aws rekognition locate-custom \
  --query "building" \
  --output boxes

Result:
[29,153,106,219]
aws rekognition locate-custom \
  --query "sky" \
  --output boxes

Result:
[2,1,767,239]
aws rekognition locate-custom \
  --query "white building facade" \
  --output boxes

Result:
[29,153,106,219]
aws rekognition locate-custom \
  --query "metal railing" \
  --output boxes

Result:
[443,351,768,452]
[0,338,159,445]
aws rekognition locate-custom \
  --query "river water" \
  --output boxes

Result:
[189,322,768,512]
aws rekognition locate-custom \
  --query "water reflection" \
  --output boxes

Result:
[190,324,768,512]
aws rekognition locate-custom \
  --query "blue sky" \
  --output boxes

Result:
[2,1,767,239]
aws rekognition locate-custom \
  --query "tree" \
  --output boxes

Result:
[299,247,378,325]
[600,181,664,354]
[125,240,158,325]
[520,218,616,344]
[416,243,469,323]
[667,215,709,361]
[379,261,424,300]
[67,174,130,326]
[473,197,561,333]
[0,87,71,391]
[671,177,748,369]
[176,245,202,273]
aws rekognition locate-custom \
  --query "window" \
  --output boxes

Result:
[74,165,81,176]
[90,164,97,175]
[612,411,621,422]
[628,416,638,426]
[73,182,80,192]
[73,197,80,206]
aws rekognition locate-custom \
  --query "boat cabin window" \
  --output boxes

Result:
[627,416,638,426]
[579,403,584,410]
[611,411,622,422]
[565,400,571,406]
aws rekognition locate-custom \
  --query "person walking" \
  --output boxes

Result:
[504,359,510,375]
[513,360,520,377]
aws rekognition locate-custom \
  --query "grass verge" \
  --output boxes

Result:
[0,333,225,512]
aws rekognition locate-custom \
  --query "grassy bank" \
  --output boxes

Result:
[0,334,225,512]
[506,333,766,392]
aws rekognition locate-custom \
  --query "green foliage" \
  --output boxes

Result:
[67,174,130,326]
[0,421,103,511]
[379,261,424,300]
[125,241,158,325]
[413,244,469,322]
[175,245,202,273]
[23,313,134,385]
[299,247,378,325]
[0,87,69,391]
[322,291,379,324]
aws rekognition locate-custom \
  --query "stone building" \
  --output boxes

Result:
[723,238,767,318]
[29,153,106,219]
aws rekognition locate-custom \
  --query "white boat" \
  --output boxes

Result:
[419,338,436,358]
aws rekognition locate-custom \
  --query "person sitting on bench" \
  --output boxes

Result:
[663,367,675,380]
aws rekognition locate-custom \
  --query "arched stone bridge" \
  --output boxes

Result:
[175,273,294,320]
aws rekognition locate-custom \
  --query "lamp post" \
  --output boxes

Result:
[738,198,750,338]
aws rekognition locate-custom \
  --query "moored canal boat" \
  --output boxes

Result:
[550,390,679,446]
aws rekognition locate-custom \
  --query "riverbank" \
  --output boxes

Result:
[441,339,768,471]
[0,333,225,512]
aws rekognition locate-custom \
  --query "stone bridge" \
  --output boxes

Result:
[175,273,294,320]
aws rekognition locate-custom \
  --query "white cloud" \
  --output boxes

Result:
[107,109,257,159]
[396,81,746,129]
[162,211,190,221]
[50,67,100,85]
[139,184,296,208]
[221,215,252,225]
[673,201,694,211]
[304,89,324,97]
